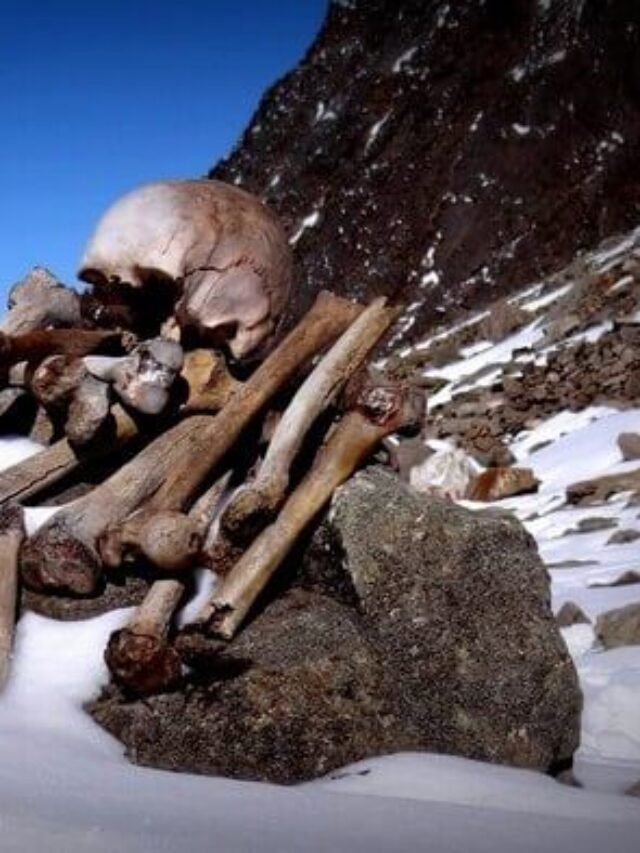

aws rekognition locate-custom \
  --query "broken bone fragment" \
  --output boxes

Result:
[78,179,292,358]
[85,338,184,415]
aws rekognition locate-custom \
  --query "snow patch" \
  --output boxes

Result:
[392,46,418,74]
[364,111,391,154]
[289,210,321,245]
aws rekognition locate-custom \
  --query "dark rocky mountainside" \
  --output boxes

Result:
[211,0,640,348]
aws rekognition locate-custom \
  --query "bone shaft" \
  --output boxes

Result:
[210,411,387,638]
[0,405,137,506]
[254,296,396,491]
[128,579,185,638]
[0,329,121,366]
[0,508,24,690]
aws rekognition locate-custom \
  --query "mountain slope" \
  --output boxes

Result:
[210,0,640,348]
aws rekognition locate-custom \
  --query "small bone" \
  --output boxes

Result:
[31,356,87,411]
[0,352,239,508]
[103,471,232,694]
[0,504,24,690]
[104,579,184,696]
[85,338,184,415]
[65,375,111,448]
[99,469,233,573]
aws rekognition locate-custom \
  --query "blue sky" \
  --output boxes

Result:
[0,0,326,300]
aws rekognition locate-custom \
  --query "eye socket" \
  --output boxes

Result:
[78,267,108,287]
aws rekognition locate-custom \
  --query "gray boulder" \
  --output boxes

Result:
[323,467,582,770]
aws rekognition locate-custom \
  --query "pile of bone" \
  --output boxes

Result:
[0,180,421,697]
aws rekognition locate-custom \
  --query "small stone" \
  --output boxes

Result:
[589,570,640,588]
[618,432,640,461]
[595,602,640,649]
[564,517,618,535]
[467,467,539,501]
[625,779,640,797]
[556,602,590,628]
[606,528,640,545]
[546,559,600,570]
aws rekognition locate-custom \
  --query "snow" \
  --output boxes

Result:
[392,46,417,73]
[519,282,572,312]
[289,209,321,245]
[487,407,640,792]
[364,111,391,154]
[312,752,638,821]
[0,435,44,469]
[425,318,545,409]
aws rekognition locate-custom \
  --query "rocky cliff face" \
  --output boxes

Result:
[210,0,640,350]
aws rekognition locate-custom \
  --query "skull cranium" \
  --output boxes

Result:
[78,180,293,359]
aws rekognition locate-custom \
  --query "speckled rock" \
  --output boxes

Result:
[325,467,582,770]
[556,601,591,628]
[89,589,410,784]
[211,0,640,347]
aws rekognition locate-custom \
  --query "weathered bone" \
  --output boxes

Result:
[19,292,361,595]
[30,356,112,449]
[178,349,243,413]
[99,470,233,573]
[0,268,81,336]
[103,471,232,694]
[30,356,87,411]
[65,375,112,448]
[85,338,183,415]
[0,329,122,368]
[220,297,398,541]
[0,504,24,690]
[104,579,184,696]
[0,352,241,508]
[194,376,424,640]
[79,180,293,359]
[0,405,138,507]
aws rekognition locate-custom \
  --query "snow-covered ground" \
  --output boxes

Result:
[1,600,639,852]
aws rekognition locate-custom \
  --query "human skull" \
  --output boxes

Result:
[78,180,293,359]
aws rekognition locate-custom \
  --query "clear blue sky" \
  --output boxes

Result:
[0,0,326,301]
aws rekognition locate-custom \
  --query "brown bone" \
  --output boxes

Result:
[220,296,398,541]
[99,470,232,573]
[194,376,424,640]
[0,351,240,509]
[104,580,185,696]
[0,504,24,689]
[19,292,362,595]
[0,329,123,367]
[103,471,232,694]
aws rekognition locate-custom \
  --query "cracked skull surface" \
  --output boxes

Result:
[78,180,293,359]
